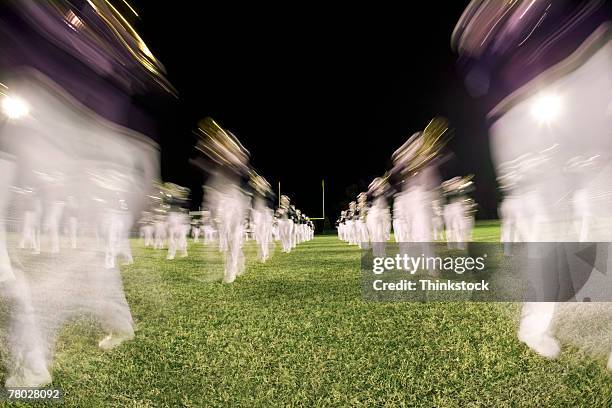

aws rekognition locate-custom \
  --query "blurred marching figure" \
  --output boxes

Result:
[304,217,309,242]
[432,198,445,241]
[1,75,159,386]
[338,203,358,244]
[392,193,407,243]
[41,173,66,254]
[295,210,313,245]
[102,194,134,269]
[290,205,299,249]
[307,218,315,241]
[337,119,450,252]
[499,194,522,250]
[441,175,476,250]
[0,0,171,387]
[201,209,216,244]
[272,216,279,241]
[153,213,168,249]
[163,184,190,260]
[215,192,229,254]
[167,210,190,260]
[245,217,254,241]
[366,177,392,256]
[293,208,302,246]
[138,211,155,248]
[336,210,347,241]
[277,195,295,253]
[454,0,612,365]
[191,214,201,243]
[498,162,531,254]
[193,118,251,283]
[301,212,308,243]
[64,195,79,249]
[296,212,304,245]
[17,187,41,253]
[297,212,304,245]
[390,118,450,256]
[355,193,370,249]
[250,173,275,262]
[300,214,313,243]
[346,201,357,245]
[305,219,311,241]
[149,183,169,250]
[273,198,312,249]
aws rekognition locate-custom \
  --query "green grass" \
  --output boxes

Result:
[2,220,612,407]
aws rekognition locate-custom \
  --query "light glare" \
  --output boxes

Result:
[2,96,29,119]
[531,94,561,124]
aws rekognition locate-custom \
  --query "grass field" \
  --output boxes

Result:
[2,221,612,407]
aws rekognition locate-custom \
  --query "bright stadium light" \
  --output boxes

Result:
[530,93,561,125]
[2,95,29,119]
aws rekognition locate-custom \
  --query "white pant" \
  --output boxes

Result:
[278,219,294,253]
[141,225,154,247]
[253,209,273,262]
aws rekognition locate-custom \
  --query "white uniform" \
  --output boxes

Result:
[205,173,249,283]
[366,196,391,257]
[0,74,154,387]
[166,211,189,260]
[153,217,167,249]
[253,197,274,262]
[191,222,201,243]
[277,208,294,253]
[140,223,154,247]
[460,10,612,364]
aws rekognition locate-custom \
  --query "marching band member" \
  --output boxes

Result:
[139,211,155,248]
[390,120,449,248]
[432,198,445,241]
[454,0,612,364]
[277,195,294,253]
[153,213,167,250]
[18,188,41,254]
[336,211,346,241]
[290,205,299,249]
[250,173,275,262]
[164,184,190,260]
[441,175,475,250]
[191,216,201,243]
[356,192,370,249]
[366,177,392,256]
[64,195,79,249]
[194,118,251,283]
[201,210,216,244]
[346,201,357,245]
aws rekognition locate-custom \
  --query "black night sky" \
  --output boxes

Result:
[132,2,499,225]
